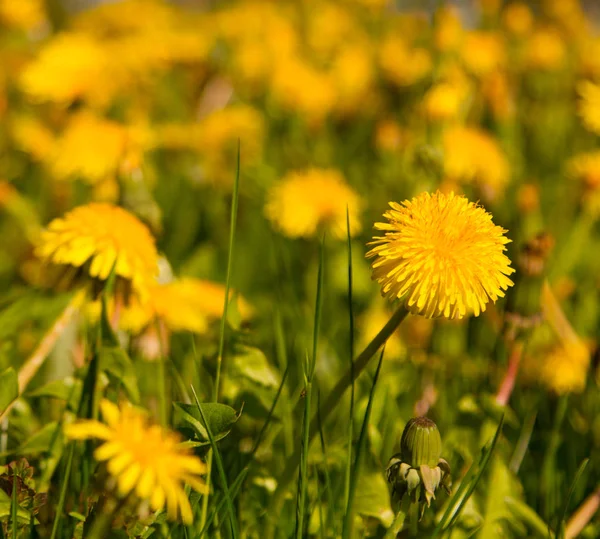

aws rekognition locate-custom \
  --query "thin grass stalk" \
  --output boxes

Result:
[432,415,505,537]
[509,410,537,474]
[342,348,385,539]
[191,386,238,539]
[200,142,241,531]
[557,458,589,539]
[296,237,324,538]
[344,207,355,511]
[49,443,75,539]
[317,391,334,533]
[266,304,409,539]
[11,465,17,539]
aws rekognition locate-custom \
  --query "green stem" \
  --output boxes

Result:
[266,304,410,538]
[385,495,411,539]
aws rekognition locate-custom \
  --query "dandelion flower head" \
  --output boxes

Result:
[65,399,207,523]
[35,203,158,296]
[367,192,515,319]
[540,343,589,395]
[265,168,362,239]
[578,80,600,135]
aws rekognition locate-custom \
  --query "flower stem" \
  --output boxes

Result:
[265,304,409,537]
[384,495,411,539]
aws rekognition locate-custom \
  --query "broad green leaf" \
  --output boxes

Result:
[232,345,280,388]
[173,402,239,442]
[0,367,18,415]
[15,422,62,456]
[98,347,140,403]
[26,377,82,410]
[0,489,38,524]
[353,471,394,527]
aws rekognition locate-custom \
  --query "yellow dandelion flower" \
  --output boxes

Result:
[443,125,510,195]
[540,344,589,395]
[65,399,207,523]
[502,2,533,37]
[434,6,463,53]
[35,203,158,296]
[10,116,56,162]
[524,28,566,71]
[265,169,362,239]
[0,0,46,30]
[379,36,431,87]
[366,192,515,319]
[19,33,113,105]
[117,278,253,334]
[568,151,600,190]
[578,80,600,135]
[423,81,469,122]
[270,57,336,123]
[461,32,506,77]
[49,112,129,183]
[332,44,375,114]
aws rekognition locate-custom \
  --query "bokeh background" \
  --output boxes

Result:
[1,0,600,537]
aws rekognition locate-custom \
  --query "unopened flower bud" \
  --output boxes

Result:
[401,417,442,468]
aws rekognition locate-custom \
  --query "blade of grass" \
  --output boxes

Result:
[431,415,505,537]
[11,465,17,539]
[191,385,238,539]
[557,458,589,539]
[201,140,241,531]
[266,305,410,539]
[342,347,385,539]
[50,443,75,539]
[317,390,334,533]
[296,236,325,539]
[201,366,289,536]
[510,410,537,474]
[344,207,356,512]
[505,497,554,538]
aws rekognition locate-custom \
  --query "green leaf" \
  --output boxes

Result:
[0,488,38,525]
[173,402,239,442]
[26,377,82,410]
[231,345,280,388]
[98,347,139,403]
[15,422,63,456]
[0,367,18,415]
[353,471,394,527]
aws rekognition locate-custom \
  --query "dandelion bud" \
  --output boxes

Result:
[400,417,442,468]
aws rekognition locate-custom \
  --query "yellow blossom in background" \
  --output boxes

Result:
[379,36,431,87]
[443,125,510,196]
[482,71,515,121]
[567,151,600,214]
[0,0,46,30]
[461,32,506,77]
[35,203,158,296]
[271,57,336,123]
[307,3,359,59]
[539,344,589,394]
[331,43,375,114]
[265,169,362,239]
[577,80,600,135]
[434,6,463,53]
[20,33,114,106]
[502,2,533,37]
[367,192,514,319]
[49,112,129,183]
[10,116,56,162]
[117,278,253,334]
[524,28,566,70]
[423,80,469,122]
[65,399,207,523]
